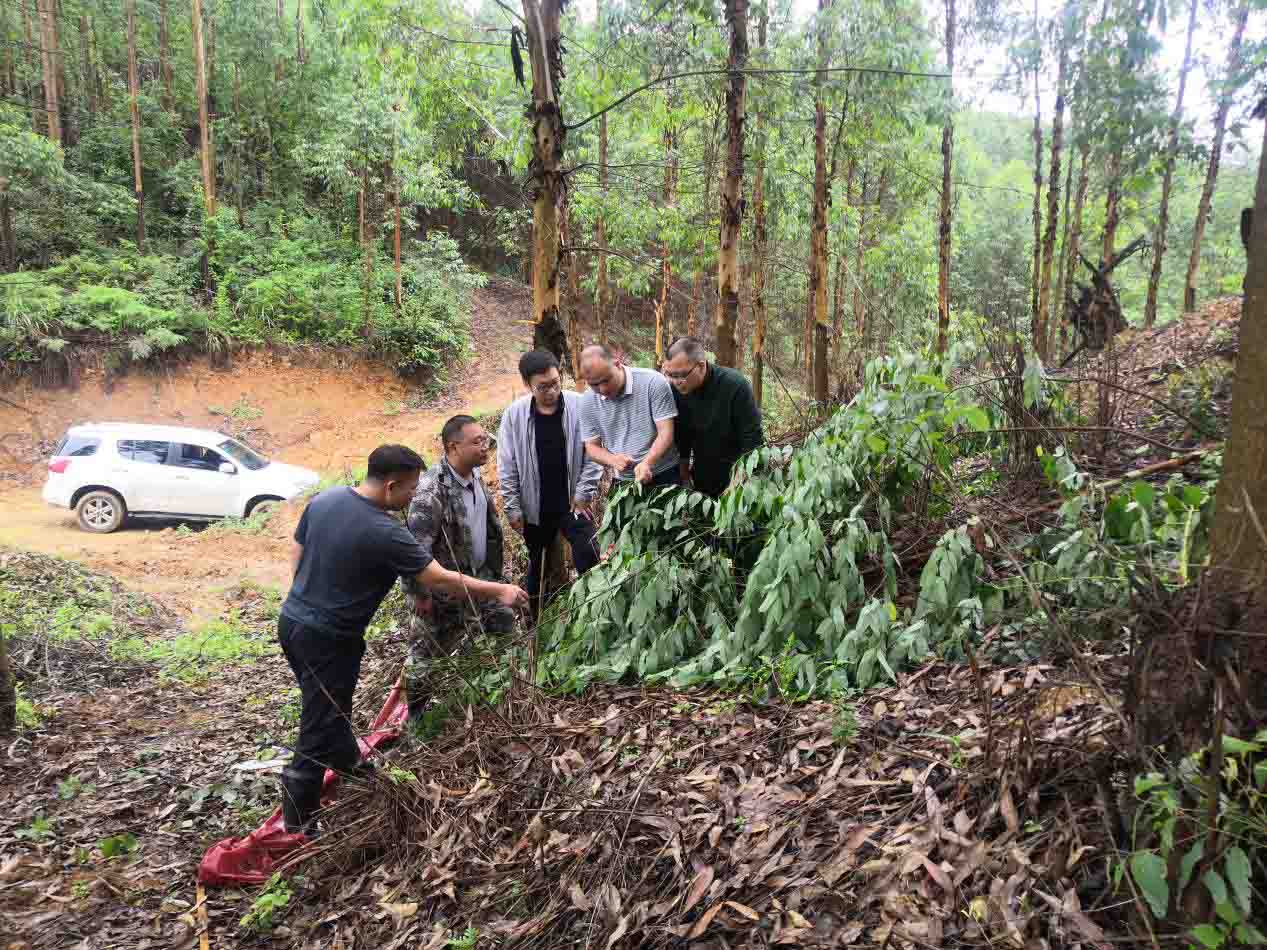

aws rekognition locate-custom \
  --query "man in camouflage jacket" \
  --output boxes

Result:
[403,415,514,722]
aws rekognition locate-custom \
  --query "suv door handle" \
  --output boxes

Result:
[173,475,190,480]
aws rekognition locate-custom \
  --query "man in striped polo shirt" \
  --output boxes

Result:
[579,344,681,490]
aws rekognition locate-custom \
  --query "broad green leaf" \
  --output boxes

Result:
[1225,847,1252,917]
[1129,851,1168,918]
[1190,924,1225,949]
[1178,840,1204,895]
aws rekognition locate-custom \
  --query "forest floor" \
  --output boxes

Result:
[0,294,1246,949]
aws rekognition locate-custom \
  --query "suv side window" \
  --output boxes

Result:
[117,439,171,464]
[170,443,228,472]
[55,435,100,457]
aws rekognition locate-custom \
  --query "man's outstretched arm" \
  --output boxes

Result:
[413,560,529,609]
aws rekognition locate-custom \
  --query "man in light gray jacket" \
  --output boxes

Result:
[497,350,602,615]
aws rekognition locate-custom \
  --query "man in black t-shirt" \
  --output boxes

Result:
[496,351,602,617]
[277,444,527,836]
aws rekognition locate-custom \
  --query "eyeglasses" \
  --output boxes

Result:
[466,435,491,448]
[664,362,703,382]
[532,379,561,394]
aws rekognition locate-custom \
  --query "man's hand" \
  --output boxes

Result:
[509,515,524,535]
[572,499,594,520]
[611,453,636,474]
[497,583,530,610]
[633,460,653,485]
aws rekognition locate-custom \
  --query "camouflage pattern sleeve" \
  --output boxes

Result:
[402,480,441,596]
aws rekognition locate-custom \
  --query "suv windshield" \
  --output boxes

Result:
[217,438,269,471]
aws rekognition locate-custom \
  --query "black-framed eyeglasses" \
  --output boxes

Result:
[532,379,561,394]
[664,362,703,382]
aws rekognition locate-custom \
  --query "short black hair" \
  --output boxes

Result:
[441,414,478,450]
[519,349,560,383]
[366,444,424,481]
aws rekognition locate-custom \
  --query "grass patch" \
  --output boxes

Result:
[111,615,277,682]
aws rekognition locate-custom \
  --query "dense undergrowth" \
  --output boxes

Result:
[0,207,479,382]
[539,351,1222,697]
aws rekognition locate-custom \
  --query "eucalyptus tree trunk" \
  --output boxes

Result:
[1029,71,1042,341]
[593,0,608,346]
[1184,0,1248,314]
[1065,141,1090,335]
[521,0,569,361]
[1144,0,1198,327]
[935,0,955,356]
[808,0,831,402]
[852,166,869,342]
[1102,151,1121,266]
[22,0,36,133]
[688,99,723,338]
[160,0,173,111]
[78,15,94,119]
[654,112,676,363]
[1203,118,1267,685]
[35,0,60,146]
[126,0,145,250]
[750,6,769,404]
[1054,134,1075,354]
[1037,38,1068,361]
[296,0,305,63]
[192,0,215,217]
[393,171,403,311]
[275,0,285,83]
[562,203,583,384]
[714,0,749,368]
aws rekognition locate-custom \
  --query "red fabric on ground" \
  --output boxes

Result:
[197,681,407,886]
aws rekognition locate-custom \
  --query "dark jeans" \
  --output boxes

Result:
[278,614,365,783]
[524,511,600,613]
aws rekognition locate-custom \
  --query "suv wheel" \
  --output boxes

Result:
[76,490,126,533]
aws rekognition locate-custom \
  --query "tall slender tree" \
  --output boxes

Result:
[1036,19,1069,360]
[654,91,676,363]
[78,15,94,119]
[35,0,60,146]
[1184,0,1250,313]
[1029,66,1042,335]
[592,0,609,346]
[714,0,749,368]
[21,0,36,133]
[935,0,955,356]
[808,0,831,401]
[1207,110,1267,609]
[160,0,173,111]
[192,0,215,216]
[750,2,769,404]
[126,0,144,249]
[521,0,568,359]
[1143,0,1198,327]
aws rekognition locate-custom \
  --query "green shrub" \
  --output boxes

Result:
[540,353,994,695]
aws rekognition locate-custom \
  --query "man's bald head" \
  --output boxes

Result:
[580,344,624,397]
[579,344,613,369]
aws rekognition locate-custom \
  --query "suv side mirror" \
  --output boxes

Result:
[219,461,238,475]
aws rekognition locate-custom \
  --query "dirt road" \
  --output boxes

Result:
[0,278,533,617]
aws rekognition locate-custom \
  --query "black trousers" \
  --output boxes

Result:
[278,614,365,783]
[524,511,600,612]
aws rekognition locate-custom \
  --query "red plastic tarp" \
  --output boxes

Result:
[197,681,407,886]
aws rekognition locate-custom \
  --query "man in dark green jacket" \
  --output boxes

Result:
[664,337,764,499]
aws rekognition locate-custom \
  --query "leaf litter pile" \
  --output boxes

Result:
[285,655,1128,950]
[1,545,1139,948]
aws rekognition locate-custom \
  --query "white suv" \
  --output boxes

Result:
[42,423,321,533]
